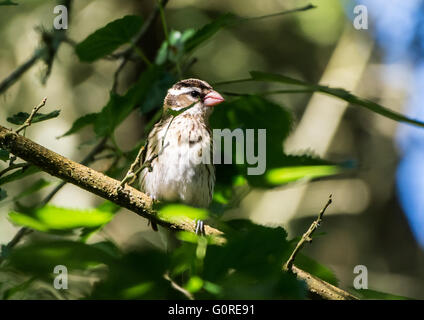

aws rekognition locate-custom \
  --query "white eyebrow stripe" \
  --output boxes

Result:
[168,87,200,95]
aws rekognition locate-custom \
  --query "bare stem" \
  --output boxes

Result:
[284,194,333,272]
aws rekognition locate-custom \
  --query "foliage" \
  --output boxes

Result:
[0,3,413,300]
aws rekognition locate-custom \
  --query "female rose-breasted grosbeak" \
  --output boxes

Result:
[139,79,224,234]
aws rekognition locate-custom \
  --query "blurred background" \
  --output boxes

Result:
[1,0,424,298]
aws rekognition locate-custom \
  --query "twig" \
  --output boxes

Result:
[119,146,145,188]
[15,97,47,134]
[164,273,194,300]
[284,194,333,272]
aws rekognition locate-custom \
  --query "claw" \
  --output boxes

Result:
[194,219,205,236]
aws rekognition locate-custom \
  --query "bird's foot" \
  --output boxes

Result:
[194,219,205,236]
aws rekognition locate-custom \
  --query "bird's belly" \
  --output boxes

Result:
[140,140,214,208]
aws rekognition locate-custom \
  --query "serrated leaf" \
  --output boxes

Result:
[59,113,98,138]
[250,71,424,128]
[265,165,340,185]
[9,205,115,232]
[7,110,60,125]
[155,203,208,224]
[76,15,143,62]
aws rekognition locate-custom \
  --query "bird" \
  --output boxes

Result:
[138,78,225,237]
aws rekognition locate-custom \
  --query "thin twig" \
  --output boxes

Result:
[15,97,47,134]
[284,194,333,272]
[0,49,45,94]
[164,273,194,300]
[119,146,145,188]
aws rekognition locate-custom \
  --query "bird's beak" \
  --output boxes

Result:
[204,90,225,107]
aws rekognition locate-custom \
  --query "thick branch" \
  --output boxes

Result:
[0,125,356,299]
[0,125,222,237]
[292,265,358,300]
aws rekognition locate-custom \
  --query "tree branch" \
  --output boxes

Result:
[0,125,222,237]
[284,194,332,271]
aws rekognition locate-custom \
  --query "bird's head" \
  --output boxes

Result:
[163,78,224,119]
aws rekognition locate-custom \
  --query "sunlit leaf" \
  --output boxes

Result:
[156,203,208,223]
[76,15,143,62]
[265,165,341,185]
[9,205,115,232]
[59,113,98,138]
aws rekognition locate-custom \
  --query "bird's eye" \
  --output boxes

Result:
[190,90,200,98]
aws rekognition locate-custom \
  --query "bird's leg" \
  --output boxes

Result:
[194,219,205,236]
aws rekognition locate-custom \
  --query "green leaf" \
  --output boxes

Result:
[0,165,40,186]
[7,110,60,125]
[184,276,203,293]
[155,203,208,224]
[0,149,9,162]
[9,205,115,232]
[295,254,339,286]
[184,13,237,53]
[250,71,424,128]
[59,113,98,138]
[76,15,143,62]
[265,165,341,185]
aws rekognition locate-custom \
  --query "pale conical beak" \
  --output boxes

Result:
[204,90,225,107]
